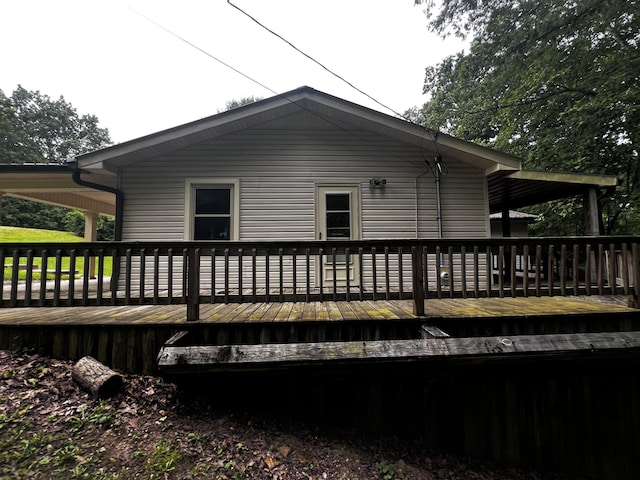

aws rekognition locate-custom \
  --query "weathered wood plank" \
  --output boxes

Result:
[157,331,640,370]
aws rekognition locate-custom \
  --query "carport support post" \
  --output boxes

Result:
[84,211,98,278]
[412,244,425,316]
[186,247,200,321]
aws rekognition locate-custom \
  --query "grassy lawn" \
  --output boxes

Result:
[0,227,112,280]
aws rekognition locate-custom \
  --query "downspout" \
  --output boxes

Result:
[434,156,444,240]
[69,162,124,241]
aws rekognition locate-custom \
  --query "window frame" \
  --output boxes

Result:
[184,178,240,241]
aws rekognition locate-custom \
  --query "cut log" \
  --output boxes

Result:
[72,356,123,398]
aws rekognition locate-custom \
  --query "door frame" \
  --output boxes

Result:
[315,184,361,287]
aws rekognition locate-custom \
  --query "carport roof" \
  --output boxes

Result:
[0,163,116,216]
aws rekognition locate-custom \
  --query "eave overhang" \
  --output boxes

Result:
[74,86,523,174]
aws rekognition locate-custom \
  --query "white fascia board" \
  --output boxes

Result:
[508,170,619,187]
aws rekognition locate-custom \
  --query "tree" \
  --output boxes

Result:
[218,96,263,113]
[413,0,640,235]
[0,86,114,236]
[1,85,111,164]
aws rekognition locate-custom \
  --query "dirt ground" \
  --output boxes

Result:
[0,350,566,479]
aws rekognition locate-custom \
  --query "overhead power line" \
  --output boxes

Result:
[128,6,278,96]
[226,0,408,120]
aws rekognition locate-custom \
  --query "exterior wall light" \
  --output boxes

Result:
[369,178,387,187]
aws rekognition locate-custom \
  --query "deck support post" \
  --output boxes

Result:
[186,248,200,321]
[412,245,425,316]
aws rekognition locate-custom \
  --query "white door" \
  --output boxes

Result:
[317,186,360,286]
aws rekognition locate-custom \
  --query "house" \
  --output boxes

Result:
[68,86,616,240]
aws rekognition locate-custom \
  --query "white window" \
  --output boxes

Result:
[185,179,239,240]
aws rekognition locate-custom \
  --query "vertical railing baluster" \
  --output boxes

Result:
[585,243,592,295]
[535,245,542,297]
[448,246,454,299]
[485,246,492,298]
[167,248,174,304]
[345,247,351,301]
[38,249,48,306]
[423,246,429,295]
[632,242,640,302]
[398,247,404,298]
[621,243,629,296]
[597,243,604,295]
[318,247,324,302]
[572,244,579,296]
[238,248,244,303]
[139,248,146,304]
[510,245,517,298]
[371,246,377,301]
[436,246,442,299]
[0,248,5,304]
[265,249,270,303]
[411,244,425,316]
[279,248,284,303]
[547,244,555,296]
[97,249,104,304]
[497,245,504,298]
[384,246,390,300]
[460,246,467,299]
[68,249,76,306]
[473,246,479,298]
[608,243,617,294]
[358,247,364,301]
[292,248,298,303]
[25,249,34,306]
[10,249,19,307]
[252,248,257,303]
[182,249,188,304]
[224,248,230,304]
[186,247,200,321]
[82,248,90,306]
[332,247,337,302]
[153,248,160,304]
[125,249,132,305]
[53,250,62,307]
[560,244,567,296]
[305,248,311,303]
[522,245,530,297]
[210,248,216,304]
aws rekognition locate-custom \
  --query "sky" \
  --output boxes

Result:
[1,0,467,144]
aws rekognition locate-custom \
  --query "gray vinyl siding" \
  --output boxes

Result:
[118,110,490,290]
[120,110,489,243]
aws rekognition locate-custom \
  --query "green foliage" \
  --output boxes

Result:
[0,85,113,236]
[219,96,263,113]
[0,85,111,165]
[414,0,640,235]
[377,461,396,479]
[145,439,183,478]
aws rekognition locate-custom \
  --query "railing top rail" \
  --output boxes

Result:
[0,236,638,254]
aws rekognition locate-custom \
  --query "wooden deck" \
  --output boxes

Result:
[0,295,635,326]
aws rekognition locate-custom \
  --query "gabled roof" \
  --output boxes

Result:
[74,86,523,175]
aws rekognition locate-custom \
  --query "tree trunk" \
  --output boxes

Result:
[72,356,123,398]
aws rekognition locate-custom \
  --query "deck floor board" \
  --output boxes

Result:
[0,296,635,326]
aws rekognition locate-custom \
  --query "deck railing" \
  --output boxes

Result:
[1,237,638,319]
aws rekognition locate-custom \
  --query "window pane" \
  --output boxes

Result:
[196,188,230,214]
[327,212,350,229]
[326,193,349,211]
[194,217,230,240]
